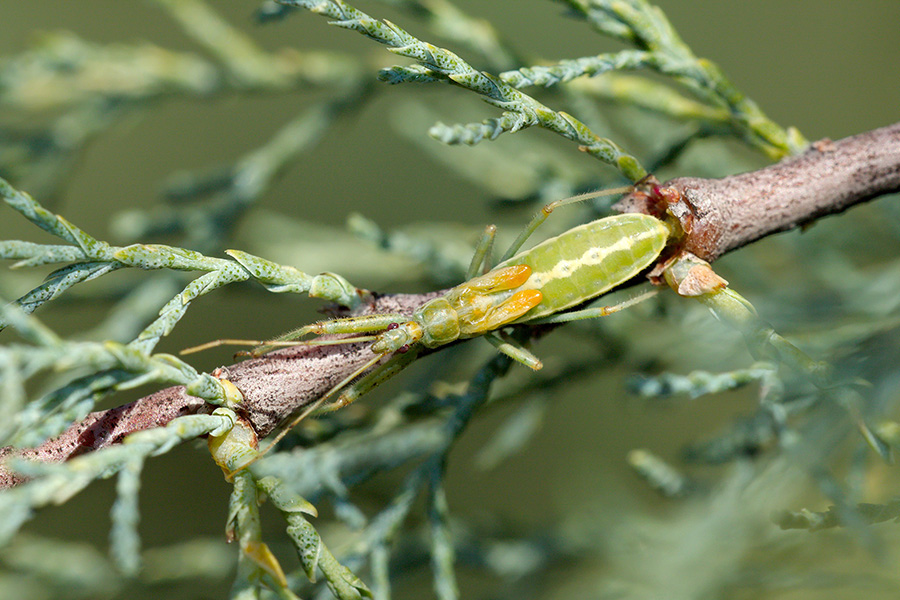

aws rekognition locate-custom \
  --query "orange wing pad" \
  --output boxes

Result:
[479,289,543,331]
[465,264,532,293]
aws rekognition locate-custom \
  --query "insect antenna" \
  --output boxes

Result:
[180,335,380,356]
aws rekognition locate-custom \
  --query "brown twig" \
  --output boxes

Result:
[615,121,900,261]
[2,122,899,489]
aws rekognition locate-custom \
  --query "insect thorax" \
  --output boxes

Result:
[413,297,462,347]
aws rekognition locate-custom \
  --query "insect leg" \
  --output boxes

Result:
[466,224,498,279]
[228,350,387,477]
[254,314,412,356]
[269,313,406,342]
[528,289,658,324]
[322,347,421,412]
[484,332,543,370]
[182,313,408,357]
[499,186,633,262]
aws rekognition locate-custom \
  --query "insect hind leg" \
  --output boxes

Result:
[529,288,658,325]
[500,186,633,262]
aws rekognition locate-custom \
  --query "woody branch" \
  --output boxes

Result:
[1,121,898,489]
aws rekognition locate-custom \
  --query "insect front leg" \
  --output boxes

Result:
[246,313,408,357]
[322,347,422,412]
[181,313,409,356]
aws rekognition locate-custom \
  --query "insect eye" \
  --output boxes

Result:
[398,344,410,353]
[387,322,400,330]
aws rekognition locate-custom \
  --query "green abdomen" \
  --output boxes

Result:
[499,213,669,321]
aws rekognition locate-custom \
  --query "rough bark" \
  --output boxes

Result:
[2,122,899,489]
[614,122,900,261]
[0,291,440,488]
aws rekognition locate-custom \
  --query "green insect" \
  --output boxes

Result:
[289,208,669,399]
[187,186,679,462]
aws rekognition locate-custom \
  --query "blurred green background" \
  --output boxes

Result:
[0,2,898,599]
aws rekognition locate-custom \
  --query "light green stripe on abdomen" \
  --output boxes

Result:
[498,213,669,321]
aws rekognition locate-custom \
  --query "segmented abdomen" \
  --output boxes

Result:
[499,213,669,321]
